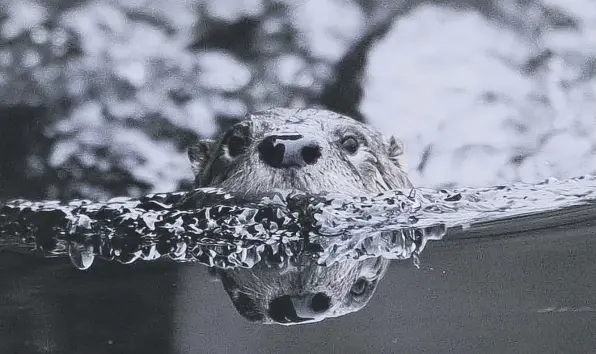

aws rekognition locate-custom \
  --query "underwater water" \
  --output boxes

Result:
[1,177,595,353]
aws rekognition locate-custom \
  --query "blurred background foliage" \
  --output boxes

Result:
[0,0,594,201]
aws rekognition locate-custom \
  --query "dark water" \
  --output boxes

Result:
[1,204,595,354]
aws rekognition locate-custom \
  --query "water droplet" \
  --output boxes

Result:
[68,242,94,270]
[412,252,421,269]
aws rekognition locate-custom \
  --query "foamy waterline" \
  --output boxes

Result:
[1,175,595,269]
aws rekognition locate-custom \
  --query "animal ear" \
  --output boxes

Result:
[188,139,216,176]
[386,136,408,171]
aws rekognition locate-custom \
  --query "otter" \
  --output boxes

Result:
[188,108,412,196]
[187,108,412,325]
[214,256,388,325]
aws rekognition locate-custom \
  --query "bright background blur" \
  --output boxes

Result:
[0,0,594,200]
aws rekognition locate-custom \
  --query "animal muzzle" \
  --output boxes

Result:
[258,134,322,168]
[267,292,332,324]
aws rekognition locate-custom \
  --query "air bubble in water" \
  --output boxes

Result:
[68,242,95,270]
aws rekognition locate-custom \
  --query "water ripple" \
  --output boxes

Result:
[1,175,595,269]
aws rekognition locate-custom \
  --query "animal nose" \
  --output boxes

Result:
[308,292,331,313]
[268,292,331,323]
[258,134,321,168]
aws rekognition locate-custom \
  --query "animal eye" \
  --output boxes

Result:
[226,135,248,157]
[224,123,251,158]
[341,136,359,155]
[350,278,368,296]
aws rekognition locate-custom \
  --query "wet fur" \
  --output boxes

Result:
[215,257,389,324]
[189,108,412,196]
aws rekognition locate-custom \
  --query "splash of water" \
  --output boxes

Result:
[1,175,595,270]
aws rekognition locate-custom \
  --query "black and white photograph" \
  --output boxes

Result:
[0,0,595,353]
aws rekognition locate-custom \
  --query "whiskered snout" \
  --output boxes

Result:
[268,292,332,324]
[258,134,322,168]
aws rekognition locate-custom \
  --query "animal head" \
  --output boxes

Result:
[188,108,411,196]
[213,256,389,325]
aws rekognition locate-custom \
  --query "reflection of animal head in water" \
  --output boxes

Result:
[212,256,389,325]
[188,108,412,196]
